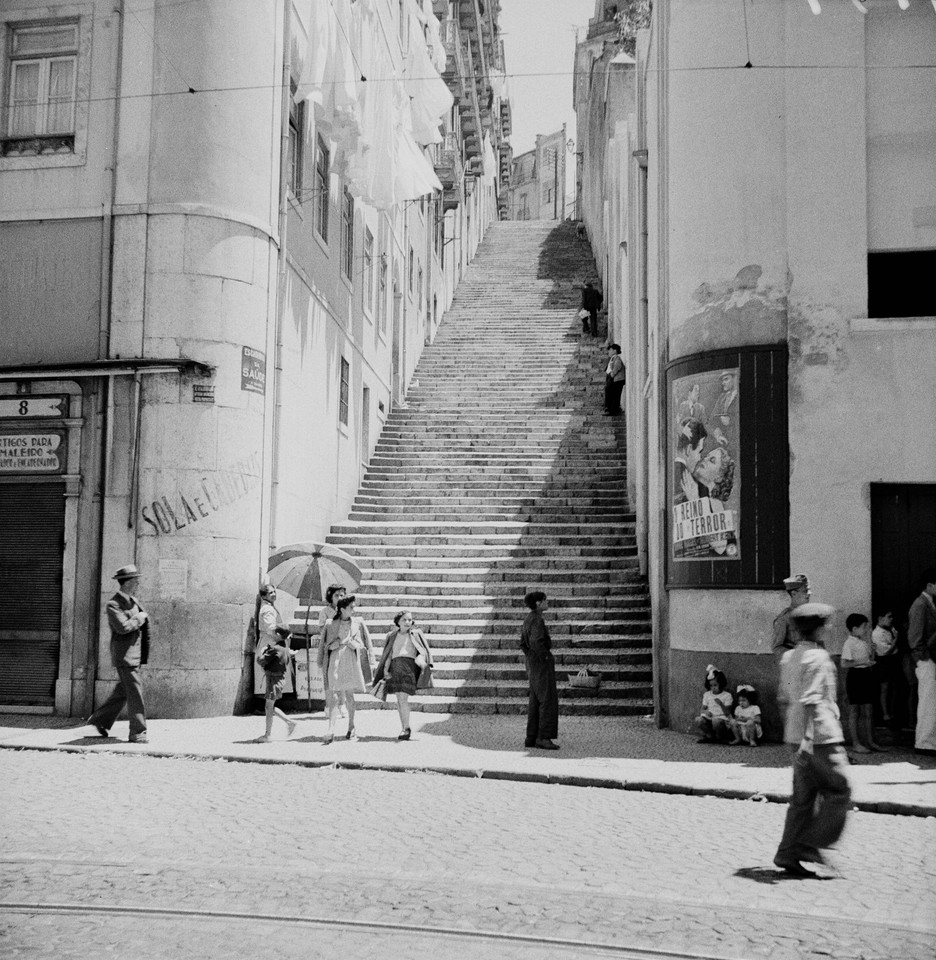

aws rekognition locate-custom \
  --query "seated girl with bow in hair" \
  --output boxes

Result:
[695,665,733,743]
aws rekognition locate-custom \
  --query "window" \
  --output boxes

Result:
[868,251,936,319]
[314,135,329,241]
[339,357,350,426]
[417,265,423,314]
[341,187,354,280]
[3,21,78,157]
[287,91,305,196]
[408,246,414,293]
[378,250,388,335]
[363,228,375,314]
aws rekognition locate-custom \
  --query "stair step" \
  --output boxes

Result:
[315,220,651,718]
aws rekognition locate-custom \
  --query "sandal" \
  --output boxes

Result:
[345,728,358,741]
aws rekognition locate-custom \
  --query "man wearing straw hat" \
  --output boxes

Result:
[86,564,151,743]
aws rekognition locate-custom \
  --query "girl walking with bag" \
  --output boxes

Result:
[321,595,375,743]
[373,610,434,740]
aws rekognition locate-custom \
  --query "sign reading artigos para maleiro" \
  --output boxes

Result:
[0,432,65,473]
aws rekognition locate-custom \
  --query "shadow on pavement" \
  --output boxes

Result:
[414,713,796,766]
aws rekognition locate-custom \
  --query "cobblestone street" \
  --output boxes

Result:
[2,750,934,959]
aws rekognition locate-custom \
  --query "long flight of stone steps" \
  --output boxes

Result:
[326,219,653,715]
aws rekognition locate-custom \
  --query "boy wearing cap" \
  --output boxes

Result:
[774,602,852,877]
[772,574,811,659]
[87,565,150,743]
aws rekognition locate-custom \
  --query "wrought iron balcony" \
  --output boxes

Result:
[434,147,462,192]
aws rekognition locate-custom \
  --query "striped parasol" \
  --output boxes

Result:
[267,541,362,602]
[266,542,363,710]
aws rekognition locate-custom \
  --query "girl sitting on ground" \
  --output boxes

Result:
[696,665,733,743]
[728,684,762,746]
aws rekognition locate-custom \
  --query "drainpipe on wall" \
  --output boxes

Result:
[87,1,126,716]
[127,370,142,534]
[265,0,292,562]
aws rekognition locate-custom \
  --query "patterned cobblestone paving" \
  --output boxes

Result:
[2,751,934,959]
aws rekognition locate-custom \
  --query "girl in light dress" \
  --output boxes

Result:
[728,684,762,746]
[317,584,348,719]
[321,595,375,744]
[695,665,733,743]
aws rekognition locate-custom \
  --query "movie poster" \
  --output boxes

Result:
[671,368,740,561]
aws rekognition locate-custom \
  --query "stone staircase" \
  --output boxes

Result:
[326,219,653,715]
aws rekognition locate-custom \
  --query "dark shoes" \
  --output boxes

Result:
[534,739,559,750]
[89,722,109,738]
[397,728,411,741]
[914,748,936,757]
[773,857,815,878]
[128,735,149,744]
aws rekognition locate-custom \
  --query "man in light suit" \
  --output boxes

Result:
[908,567,936,756]
[87,564,151,743]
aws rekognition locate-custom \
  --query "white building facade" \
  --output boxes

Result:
[0,0,509,718]
[576,0,936,735]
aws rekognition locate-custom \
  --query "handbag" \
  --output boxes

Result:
[568,666,600,689]
[370,678,388,702]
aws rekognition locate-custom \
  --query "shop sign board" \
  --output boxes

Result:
[0,431,66,473]
[294,647,325,700]
[241,346,266,395]
[0,396,67,418]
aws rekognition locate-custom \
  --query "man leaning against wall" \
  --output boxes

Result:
[907,567,936,757]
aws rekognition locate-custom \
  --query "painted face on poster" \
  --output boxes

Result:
[671,369,740,561]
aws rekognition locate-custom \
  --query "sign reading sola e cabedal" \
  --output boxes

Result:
[0,432,65,473]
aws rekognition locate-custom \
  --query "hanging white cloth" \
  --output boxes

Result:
[299,0,446,208]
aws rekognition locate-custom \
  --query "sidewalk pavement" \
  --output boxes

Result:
[3,710,934,816]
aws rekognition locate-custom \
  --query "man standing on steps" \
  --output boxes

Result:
[520,590,560,750]
[578,281,603,337]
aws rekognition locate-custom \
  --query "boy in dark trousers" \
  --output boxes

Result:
[579,281,602,336]
[520,590,560,750]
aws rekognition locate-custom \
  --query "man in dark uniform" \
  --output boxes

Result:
[772,573,811,659]
[87,564,151,743]
[520,590,559,750]
[579,281,603,337]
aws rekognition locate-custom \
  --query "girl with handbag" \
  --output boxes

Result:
[321,595,375,743]
[373,610,434,740]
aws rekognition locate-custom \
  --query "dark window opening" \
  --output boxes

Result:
[868,250,936,319]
